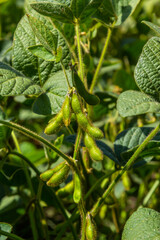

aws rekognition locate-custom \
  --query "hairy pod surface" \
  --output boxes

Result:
[71,91,82,114]
[86,212,97,240]
[84,133,95,149]
[47,163,70,187]
[40,161,66,181]
[74,73,100,105]
[73,172,82,203]
[62,95,71,127]
[87,125,104,139]
[45,110,63,135]
[56,180,74,198]
[82,147,91,173]
[76,112,89,130]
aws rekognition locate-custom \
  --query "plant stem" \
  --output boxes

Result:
[91,124,160,217]
[143,179,160,206]
[75,21,86,88]
[0,230,24,240]
[90,24,114,93]
[0,120,77,171]
[60,61,71,89]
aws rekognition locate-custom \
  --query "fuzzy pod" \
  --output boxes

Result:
[82,147,91,173]
[47,163,70,187]
[84,133,95,149]
[74,73,100,105]
[87,125,104,139]
[89,146,103,161]
[71,91,82,114]
[40,161,66,181]
[62,95,71,127]
[86,212,97,240]
[73,173,82,204]
[44,110,63,135]
[56,180,74,198]
[76,112,89,130]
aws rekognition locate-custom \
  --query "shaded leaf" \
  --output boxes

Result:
[0,222,12,240]
[122,208,160,240]
[117,90,160,117]
[28,45,56,61]
[142,21,160,36]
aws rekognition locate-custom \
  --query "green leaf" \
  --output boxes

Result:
[28,45,57,61]
[134,37,160,100]
[0,62,42,96]
[142,21,160,36]
[0,222,12,240]
[117,90,160,117]
[12,15,71,86]
[122,208,160,240]
[33,70,72,115]
[71,0,102,22]
[114,126,160,165]
[27,14,58,52]
[94,0,140,26]
[30,2,74,23]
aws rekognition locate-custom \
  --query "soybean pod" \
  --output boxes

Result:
[62,94,71,127]
[74,73,100,105]
[86,212,97,240]
[45,110,63,135]
[73,172,82,203]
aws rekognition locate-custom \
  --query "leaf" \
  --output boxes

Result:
[134,37,160,100]
[71,0,102,22]
[28,45,57,61]
[114,126,160,165]
[117,90,160,117]
[0,62,42,96]
[94,0,140,26]
[27,14,58,52]
[0,222,12,240]
[30,2,74,23]
[142,21,160,36]
[12,15,71,86]
[122,208,160,240]
[33,70,72,115]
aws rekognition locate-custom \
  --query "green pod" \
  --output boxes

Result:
[87,125,104,139]
[82,147,91,174]
[89,146,103,161]
[76,112,89,130]
[71,113,76,122]
[40,161,66,181]
[84,133,95,149]
[71,90,82,114]
[62,95,71,127]
[73,173,82,204]
[45,110,63,135]
[86,212,97,240]
[47,163,70,187]
[56,180,74,198]
[74,73,100,105]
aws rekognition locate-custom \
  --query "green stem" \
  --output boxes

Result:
[143,179,160,206]
[90,24,114,93]
[60,61,71,89]
[0,230,24,240]
[91,124,160,217]
[75,21,86,88]
[11,132,38,240]
[0,120,77,171]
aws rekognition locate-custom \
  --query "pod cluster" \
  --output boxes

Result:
[40,161,70,187]
[45,88,104,162]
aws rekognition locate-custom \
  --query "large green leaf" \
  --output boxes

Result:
[114,126,160,165]
[0,62,41,96]
[12,15,71,86]
[30,1,74,23]
[117,90,160,117]
[33,70,72,115]
[122,208,160,240]
[94,0,140,26]
[134,37,160,100]
[0,222,12,240]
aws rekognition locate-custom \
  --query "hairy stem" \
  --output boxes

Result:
[91,124,160,217]
[143,179,160,206]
